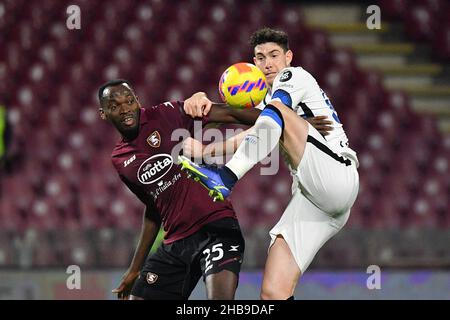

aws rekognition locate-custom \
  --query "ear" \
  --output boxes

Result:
[99,108,107,120]
[253,56,257,65]
[286,50,293,66]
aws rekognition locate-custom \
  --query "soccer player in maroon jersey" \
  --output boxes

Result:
[98,79,260,300]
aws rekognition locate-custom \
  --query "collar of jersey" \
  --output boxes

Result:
[139,107,149,125]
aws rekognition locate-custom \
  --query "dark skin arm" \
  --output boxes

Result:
[183,106,333,160]
[183,92,333,136]
[305,115,333,136]
[207,104,333,136]
[112,207,161,300]
[206,103,261,126]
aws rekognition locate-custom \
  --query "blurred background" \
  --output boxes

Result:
[0,0,449,299]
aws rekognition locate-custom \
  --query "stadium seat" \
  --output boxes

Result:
[405,5,435,42]
[382,0,450,62]
[379,0,408,20]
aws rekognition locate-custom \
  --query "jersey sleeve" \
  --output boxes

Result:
[270,67,308,109]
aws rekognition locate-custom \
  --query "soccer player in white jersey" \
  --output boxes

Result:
[180,28,359,300]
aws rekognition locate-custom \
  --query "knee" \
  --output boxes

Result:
[260,288,274,300]
[206,270,238,300]
[260,283,291,300]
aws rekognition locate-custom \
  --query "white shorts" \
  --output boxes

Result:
[269,123,359,273]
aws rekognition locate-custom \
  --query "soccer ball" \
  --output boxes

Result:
[218,62,268,108]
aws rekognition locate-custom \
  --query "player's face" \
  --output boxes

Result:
[100,84,140,133]
[253,42,293,86]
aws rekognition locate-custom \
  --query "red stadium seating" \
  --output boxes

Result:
[380,0,450,61]
[0,0,448,268]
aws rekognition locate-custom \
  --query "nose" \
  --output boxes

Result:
[265,58,273,70]
[119,102,132,114]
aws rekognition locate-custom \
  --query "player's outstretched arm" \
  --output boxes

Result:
[207,103,261,125]
[183,92,261,125]
[112,208,161,300]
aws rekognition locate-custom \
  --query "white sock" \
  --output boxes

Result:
[226,111,283,179]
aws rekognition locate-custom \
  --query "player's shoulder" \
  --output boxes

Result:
[111,142,129,163]
[142,100,185,124]
[148,100,183,112]
[110,147,125,172]
[276,66,312,82]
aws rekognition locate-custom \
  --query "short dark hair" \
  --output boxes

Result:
[98,79,132,103]
[250,27,290,52]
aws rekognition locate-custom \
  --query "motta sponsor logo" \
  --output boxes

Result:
[137,154,173,184]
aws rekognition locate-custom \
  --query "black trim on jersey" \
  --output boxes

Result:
[298,102,314,118]
[307,135,352,166]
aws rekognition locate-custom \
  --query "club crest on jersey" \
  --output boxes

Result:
[279,70,292,82]
[146,272,158,284]
[147,131,161,148]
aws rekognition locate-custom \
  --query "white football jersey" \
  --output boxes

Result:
[256,66,358,166]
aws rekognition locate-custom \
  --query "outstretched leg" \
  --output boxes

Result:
[225,104,285,183]
[179,104,286,201]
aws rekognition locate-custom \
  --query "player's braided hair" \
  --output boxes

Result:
[250,27,290,52]
[98,79,132,103]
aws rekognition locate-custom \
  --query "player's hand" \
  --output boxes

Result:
[182,137,205,160]
[112,270,140,300]
[184,92,212,118]
[306,116,333,136]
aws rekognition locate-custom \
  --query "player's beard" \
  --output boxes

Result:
[115,109,140,140]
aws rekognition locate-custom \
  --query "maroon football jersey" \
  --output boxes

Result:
[111,101,236,244]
